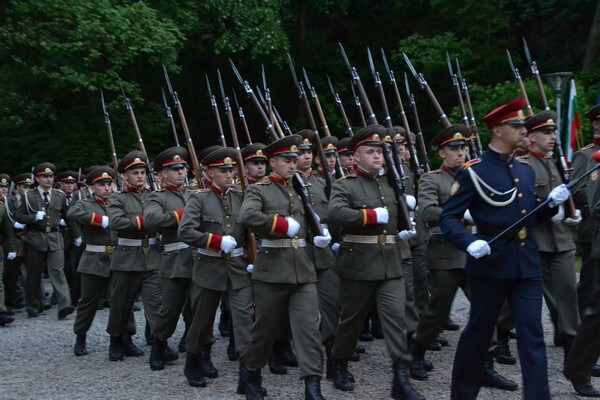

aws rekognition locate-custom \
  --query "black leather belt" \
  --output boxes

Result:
[478,226,528,241]
[33,226,58,233]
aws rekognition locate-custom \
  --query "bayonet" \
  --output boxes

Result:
[522,37,550,110]
[446,52,470,130]
[161,87,180,147]
[351,81,367,127]
[455,58,483,155]
[206,73,227,146]
[327,76,353,136]
[506,49,534,116]
[339,43,377,124]
[100,90,122,188]
[232,88,252,145]
[367,47,391,127]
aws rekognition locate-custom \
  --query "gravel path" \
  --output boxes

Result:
[0,279,590,399]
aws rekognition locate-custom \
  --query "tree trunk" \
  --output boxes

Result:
[582,0,600,70]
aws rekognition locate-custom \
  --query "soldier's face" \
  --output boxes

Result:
[314,153,336,171]
[92,181,113,200]
[35,174,54,190]
[396,142,408,161]
[297,149,313,172]
[245,160,266,180]
[521,135,533,151]
[531,130,557,153]
[339,153,354,169]
[123,167,147,188]
[162,167,187,187]
[207,167,234,189]
[269,156,297,180]
[355,145,383,173]
[439,145,467,169]
[592,120,600,133]
[496,124,527,150]
[17,184,32,195]
[0,186,7,196]
[60,181,77,194]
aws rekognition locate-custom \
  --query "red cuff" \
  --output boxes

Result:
[173,208,184,225]
[206,233,223,250]
[269,215,289,236]
[135,216,145,230]
[362,209,377,227]
[90,212,103,227]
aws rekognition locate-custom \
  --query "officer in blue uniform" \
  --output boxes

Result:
[440,98,571,400]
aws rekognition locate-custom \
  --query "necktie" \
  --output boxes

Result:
[43,192,50,209]
[66,195,71,207]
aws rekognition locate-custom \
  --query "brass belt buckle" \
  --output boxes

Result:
[517,227,527,240]
[291,237,299,250]
[142,237,149,247]
[105,245,114,255]
[378,234,387,246]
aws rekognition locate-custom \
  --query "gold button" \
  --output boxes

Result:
[518,193,523,198]
[520,242,525,247]
[225,215,230,219]
[490,193,495,197]
[265,250,269,254]
[521,209,527,215]
[509,164,513,168]
[514,178,520,183]
[226,224,231,228]
[289,193,292,197]
[383,230,387,234]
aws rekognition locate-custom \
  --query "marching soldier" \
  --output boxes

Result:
[67,166,117,355]
[14,163,75,319]
[178,147,254,391]
[525,110,581,361]
[0,174,9,197]
[106,151,162,362]
[337,137,354,175]
[440,98,570,400]
[0,175,18,325]
[242,143,268,184]
[239,135,330,400]
[144,147,193,371]
[328,125,424,400]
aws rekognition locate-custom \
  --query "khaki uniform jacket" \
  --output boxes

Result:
[0,200,18,253]
[404,163,429,245]
[305,172,335,271]
[178,187,250,291]
[14,189,72,252]
[527,154,575,252]
[108,189,160,272]
[3,195,23,252]
[61,191,84,244]
[239,177,317,285]
[328,172,404,281]
[144,187,193,279]
[571,143,600,243]
[418,168,466,270]
[67,198,116,277]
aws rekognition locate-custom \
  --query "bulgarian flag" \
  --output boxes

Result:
[565,79,581,162]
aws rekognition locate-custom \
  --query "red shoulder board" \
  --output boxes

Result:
[581,143,595,151]
[230,187,242,193]
[256,180,271,185]
[462,159,481,169]
[195,188,210,193]
[429,169,442,174]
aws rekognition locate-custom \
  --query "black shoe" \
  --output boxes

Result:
[58,306,74,320]
[444,318,460,331]
[184,353,207,387]
[149,339,166,371]
[349,350,360,362]
[371,315,384,339]
[427,341,442,351]
[268,341,287,375]
[96,303,105,311]
[164,342,179,362]
[237,363,268,396]
[333,359,354,392]
[228,334,238,361]
[0,312,15,326]
[28,311,39,318]
[121,334,144,357]
[573,382,600,397]
[5,308,14,316]
[392,361,425,400]
[592,365,600,377]
[481,356,518,391]
[14,299,26,309]
[244,369,265,399]
[74,335,87,356]
[199,344,218,378]
[437,335,449,347]
[42,303,52,311]
[495,340,517,365]
[305,376,325,400]
[109,335,124,361]
[359,317,373,341]
[410,343,428,381]
[355,344,366,354]
[423,359,434,372]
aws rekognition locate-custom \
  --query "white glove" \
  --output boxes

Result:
[374,207,389,224]
[466,240,491,259]
[74,237,83,247]
[564,209,582,226]
[551,205,565,223]
[59,218,67,227]
[246,264,254,273]
[331,242,340,253]
[13,221,25,229]
[404,194,417,211]
[548,184,570,208]
[101,216,109,229]
[463,209,475,225]
[313,228,332,248]
[6,252,16,260]
[220,235,237,254]
[398,219,417,240]
[35,211,46,221]
[285,217,301,237]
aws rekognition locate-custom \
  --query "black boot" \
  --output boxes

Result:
[436,335,449,347]
[359,316,374,342]
[333,359,354,392]
[268,339,287,375]
[409,342,428,381]
[164,341,179,362]
[184,353,207,387]
[282,339,298,367]
[109,335,124,361]
[0,312,15,326]
[371,314,384,339]
[592,365,600,377]
[149,339,166,371]
[325,341,334,380]
[481,353,518,391]
[392,360,425,400]
[355,344,366,354]
[244,369,265,400]
[572,382,600,397]
[562,335,575,366]
[305,376,325,400]
[121,334,144,357]
[228,333,238,361]
[74,334,87,356]
[444,318,460,331]
[199,344,218,378]
[427,341,442,351]
[237,363,268,396]
[495,331,516,365]
[178,324,188,353]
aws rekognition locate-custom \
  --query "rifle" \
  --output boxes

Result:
[217,69,257,264]
[230,59,324,236]
[327,76,353,136]
[339,43,411,231]
[506,50,534,117]
[100,90,123,190]
[206,74,227,147]
[255,86,293,137]
[522,38,550,110]
[117,78,158,191]
[232,88,253,145]
[350,81,367,127]
[446,52,477,158]
[403,73,430,173]
[455,58,483,155]
[286,54,334,194]
[261,67,285,137]
[76,167,90,200]
[162,65,202,186]
[161,87,180,147]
